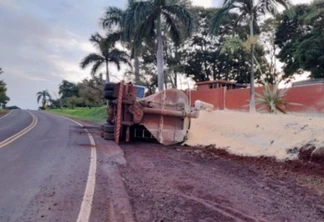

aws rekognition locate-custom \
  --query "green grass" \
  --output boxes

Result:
[47,106,107,122]
[0,109,8,115]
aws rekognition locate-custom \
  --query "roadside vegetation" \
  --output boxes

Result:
[0,67,10,109]
[48,106,106,122]
[0,109,8,115]
[43,77,106,121]
[39,0,323,114]
[80,0,323,112]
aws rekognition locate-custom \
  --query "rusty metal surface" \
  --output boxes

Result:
[103,81,198,145]
[129,104,144,124]
[139,89,192,145]
[115,81,124,144]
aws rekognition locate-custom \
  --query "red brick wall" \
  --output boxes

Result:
[225,87,265,111]
[187,88,225,110]
[285,85,324,112]
[188,84,324,113]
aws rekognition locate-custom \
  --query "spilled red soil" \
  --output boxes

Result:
[120,142,324,222]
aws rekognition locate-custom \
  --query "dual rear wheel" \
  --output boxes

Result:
[104,83,117,101]
[101,124,115,140]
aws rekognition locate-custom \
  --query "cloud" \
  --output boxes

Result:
[192,0,213,7]
[0,0,127,109]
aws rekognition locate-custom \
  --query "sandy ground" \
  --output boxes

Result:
[185,110,324,160]
[120,143,324,222]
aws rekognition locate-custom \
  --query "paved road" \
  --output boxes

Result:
[0,110,33,142]
[0,110,131,222]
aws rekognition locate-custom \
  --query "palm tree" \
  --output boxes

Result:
[210,0,291,112]
[124,0,194,91]
[80,33,131,83]
[101,4,142,84]
[37,90,52,108]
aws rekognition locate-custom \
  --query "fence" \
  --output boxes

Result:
[186,84,324,113]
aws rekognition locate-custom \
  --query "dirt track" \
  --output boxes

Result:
[120,143,324,222]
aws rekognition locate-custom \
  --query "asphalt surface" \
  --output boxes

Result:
[0,110,93,221]
[2,110,324,222]
[0,110,132,222]
[0,110,33,142]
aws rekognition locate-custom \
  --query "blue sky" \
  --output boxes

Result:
[0,0,309,109]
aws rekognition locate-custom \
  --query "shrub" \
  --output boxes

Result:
[256,81,298,114]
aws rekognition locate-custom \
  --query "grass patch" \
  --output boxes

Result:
[0,109,8,115]
[47,106,107,122]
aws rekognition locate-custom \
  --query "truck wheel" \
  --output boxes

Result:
[103,132,114,140]
[104,83,116,91]
[103,124,115,133]
[104,90,115,100]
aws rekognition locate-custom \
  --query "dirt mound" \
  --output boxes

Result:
[185,110,324,161]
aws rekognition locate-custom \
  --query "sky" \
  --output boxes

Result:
[0,0,311,109]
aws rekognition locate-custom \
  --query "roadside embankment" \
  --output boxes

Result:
[185,110,324,163]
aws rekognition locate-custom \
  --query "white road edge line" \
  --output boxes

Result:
[0,109,13,120]
[61,117,97,222]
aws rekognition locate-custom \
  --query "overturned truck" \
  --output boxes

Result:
[101,81,212,145]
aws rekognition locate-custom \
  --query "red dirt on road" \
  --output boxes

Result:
[120,143,324,222]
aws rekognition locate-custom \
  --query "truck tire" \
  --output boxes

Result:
[104,83,116,91]
[104,90,115,100]
[103,124,115,133]
[103,132,114,140]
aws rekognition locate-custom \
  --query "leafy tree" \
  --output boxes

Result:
[0,68,10,108]
[210,0,291,112]
[62,96,84,109]
[37,90,52,109]
[59,80,79,99]
[178,7,269,84]
[80,33,131,82]
[77,77,105,107]
[275,2,324,80]
[124,0,195,91]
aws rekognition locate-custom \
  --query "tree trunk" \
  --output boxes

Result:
[42,97,46,109]
[174,71,178,89]
[105,61,110,83]
[156,14,164,91]
[134,53,140,84]
[249,16,256,113]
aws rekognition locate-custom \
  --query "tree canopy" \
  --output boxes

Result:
[275,1,324,79]
[0,68,10,108]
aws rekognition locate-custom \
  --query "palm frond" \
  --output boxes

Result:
[91,60,104,76]
[209,7,232,35]
[162,12,182,46]
[163,4,195,37]
[37,94,42,104]
[108,48,131,69]
[257,0,292,16]
[118,56,132,68]
[124,1,153,40]
[134,12,158,45]
[89,33,104,46]
[105,31,123,45]
[80,53,104,69]
[101,6,125,29]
